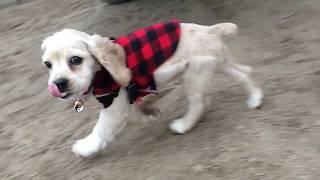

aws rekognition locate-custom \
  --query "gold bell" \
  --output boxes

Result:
[74,98,84,112]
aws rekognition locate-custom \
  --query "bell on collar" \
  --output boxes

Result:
[74,98,84,112]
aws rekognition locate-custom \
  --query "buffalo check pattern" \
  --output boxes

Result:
[92,19,181,108]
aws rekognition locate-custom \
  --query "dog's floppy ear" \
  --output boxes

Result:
[87,34,131,86]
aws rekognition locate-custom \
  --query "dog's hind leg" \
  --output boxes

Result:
[169,56,216,134]
[231,63,252,75]
[222,61,263,109]
[154,60,188,85]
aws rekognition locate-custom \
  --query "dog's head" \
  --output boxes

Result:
[42,29,132,102]
[41,29,101,100]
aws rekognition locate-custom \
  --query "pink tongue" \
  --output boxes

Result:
[48,84,63,98]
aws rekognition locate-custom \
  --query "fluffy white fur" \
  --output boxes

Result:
[41,22,263,157]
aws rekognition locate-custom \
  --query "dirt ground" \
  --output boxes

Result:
[1,0,320,179]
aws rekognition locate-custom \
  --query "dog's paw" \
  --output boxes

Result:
[169,119,189,134]
[141,107,161,121]
[247,89,263,109]
[72,134,107,158]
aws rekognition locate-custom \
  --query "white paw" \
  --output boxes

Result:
[140,107,161,122]
[143,114,159,122]
[169,119,189,134]
[72,134,107,158]
[247,89,263,109]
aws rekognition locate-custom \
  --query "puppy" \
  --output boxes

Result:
[41,20,263,157]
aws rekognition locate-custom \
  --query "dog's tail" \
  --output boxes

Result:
[208,23,238,39]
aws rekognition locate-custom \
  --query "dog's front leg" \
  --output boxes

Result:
[72,89,129,157]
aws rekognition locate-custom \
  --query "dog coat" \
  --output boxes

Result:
[92,19,181,108]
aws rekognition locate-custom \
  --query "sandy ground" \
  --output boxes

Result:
[1,0,320,179]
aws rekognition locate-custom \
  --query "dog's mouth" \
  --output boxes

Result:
[48,84,73,99]
[48,81,92,101]
[60,92,73,99]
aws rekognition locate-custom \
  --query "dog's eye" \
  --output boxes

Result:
[43,61,52,69]
[69,56,83,65]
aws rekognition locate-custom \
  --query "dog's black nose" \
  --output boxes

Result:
[53,78,69,92]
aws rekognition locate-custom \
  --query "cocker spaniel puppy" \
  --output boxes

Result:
[41,20,263,157]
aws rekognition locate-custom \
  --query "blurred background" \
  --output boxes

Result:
[1,0,320,179]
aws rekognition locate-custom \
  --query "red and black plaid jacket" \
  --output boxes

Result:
[92,19,181,108]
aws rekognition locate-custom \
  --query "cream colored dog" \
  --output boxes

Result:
[41,22,263,157]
